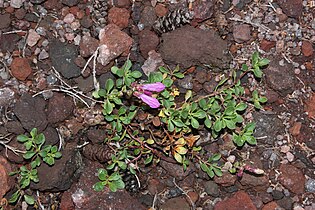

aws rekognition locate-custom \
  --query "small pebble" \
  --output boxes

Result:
[305,178,315,193]
[294,68,300,75]
[286,152,294,162]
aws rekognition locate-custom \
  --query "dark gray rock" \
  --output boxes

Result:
[30,0,47,4]
[49,39,81,79]
[0,34,20,52]
[159,26,230,69]
[0,14,11,29]
[253,112,284,145]
[204,181,220,197]
[42,126,60,146]
[46,93,74,124]
[14,94,48,132]
[61,0,79,6]
[31,144,83,192]
[264,59,296,96]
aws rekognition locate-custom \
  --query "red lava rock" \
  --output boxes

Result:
[108,7,130,29]
[139,29,159,58]
[62,0,79,7]
[279,164,305,194]
[214,191,257,210]
[0,155,14,198]
[305,93,315,119]
[147,178,164,195]
[0,13,11,29]
[214,173,237,187]
[79,35,99,57]
[98,24,133,66]
[5,6,14,13]
[60,191,75,210]
[155,4,168,17]
[160,26,230,68]
[277,0,303,19]
[15,8,26,19]
[260,39,276,52]
[44,0,63,10]
[10,57,32,80]
[160,197,191,210]
[301,41,314,57]
[159,159,195,180]
[289,122,302,136]
[233,24,252,43]
[262,201,280,210]
[193,0,215,22]
[187,191,199,203]
[239,173,269,191]
[47,93,74,124]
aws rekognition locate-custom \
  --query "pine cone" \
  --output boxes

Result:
[153,8,194,34]
[90,0,108,36]
[82,143,113,163]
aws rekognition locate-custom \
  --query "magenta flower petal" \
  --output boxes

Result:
[141,82,165,92]
[139,94,160,108]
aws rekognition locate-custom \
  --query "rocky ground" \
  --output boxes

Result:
[0,0,315,209]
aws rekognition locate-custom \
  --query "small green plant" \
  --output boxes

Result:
[93,169,125,192]
[9,128,62,206]
[92,52,269,192]
[200,153,223,178]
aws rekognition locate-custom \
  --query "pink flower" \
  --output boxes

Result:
[141,82,165,92]
[132,82,165,108]
[138,93,161,108]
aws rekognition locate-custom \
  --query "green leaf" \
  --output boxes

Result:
[39,149,47,158]
[159,66,170,73]
[116,78,123,87]
[204,117,212,128]
[93,182,105,192]
[25,141,33,150]
[213,167,223,177]
[167,121,175,132]
[185,90,192,102]
[253,67,263,78]
[114,179,125,190]
[259,96,268,103]
[23,151,36,159]
[54,152,62,159]
[246,136,257,145]
[258,58,270,67]
[9,190,21,203]
[149,72,163,82]
[104,100,113,114]
[111,66,119,74]
[245,122,256,132]
[254,101,262,109]
[44,157,55,166]
[235,102,247,111]
[123,59,132,71]
[191,117,199,129]
[105,79,114,92]
[225,119,236,130]
[176,146,188,155]
[144,155,153,165]
[198,99,207,109]
[24,194,35,205]
[172,119,185,127]
[242,63,249,71]
[51,145,58,153]
[193,110,206,119]
[98,168,108,181]
[34,133,45,145]
[173,152,183,163]
[30,157,41,169]
[17,135,29,143]
[125,77,134,86]
[206,168,215,178]
[163,78,173,87]
[173,72,184,78]
[211,153,221,161]
[251,52,259,65]
[108,181,118,192]
[213,120,222,132]
[109,172,121,181]
[200,162,209,172]
[118,161,127,170]
[106,163,116,170]
[21,178,30,189]
[30,128,37,139]
[131,70,142,78]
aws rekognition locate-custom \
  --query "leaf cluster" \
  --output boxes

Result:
[9,128,62,206]
[93,169,125,192]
